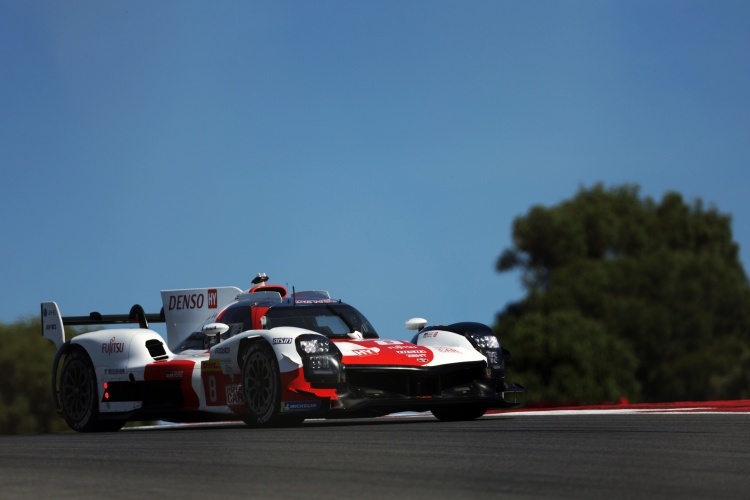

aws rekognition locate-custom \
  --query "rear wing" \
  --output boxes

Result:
[41,301,164,350]
[41,285,243,350]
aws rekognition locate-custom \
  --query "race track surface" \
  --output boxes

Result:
[2,410,749,499]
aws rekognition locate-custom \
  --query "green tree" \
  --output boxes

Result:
[0,318,71,434]
[496,184,750,403]
[504,310,640,404]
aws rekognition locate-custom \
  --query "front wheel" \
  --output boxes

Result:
[431,404,487,422]
[59,349,124,432]
[241,342,282,427]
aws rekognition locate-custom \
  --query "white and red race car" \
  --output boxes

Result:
[41,274,522,432]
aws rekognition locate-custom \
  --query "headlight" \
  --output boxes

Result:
[298,337,331,354]
[295,334,342,386]
[469,332,500,350]
[466,331,504,380]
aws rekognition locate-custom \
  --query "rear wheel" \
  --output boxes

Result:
[241,342,282,426]
[431,404,487,422]
[59,349,124,432]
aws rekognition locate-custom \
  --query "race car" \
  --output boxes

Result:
[41,274,522,432]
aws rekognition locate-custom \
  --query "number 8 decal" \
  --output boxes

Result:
[208,376,217,403]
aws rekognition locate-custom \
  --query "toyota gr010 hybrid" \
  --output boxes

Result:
[41,274,522,432]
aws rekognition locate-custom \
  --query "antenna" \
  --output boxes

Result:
[292,285,296,307]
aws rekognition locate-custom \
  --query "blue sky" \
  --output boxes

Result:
[2,1,749,341]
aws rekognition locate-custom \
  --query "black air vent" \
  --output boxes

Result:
[145,339,168,360]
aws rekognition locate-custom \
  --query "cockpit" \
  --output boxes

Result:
[172,292,379,353]
[264,303,379,339]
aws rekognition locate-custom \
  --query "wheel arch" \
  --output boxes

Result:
[240,338,283,427]
[58,343,126,432]
[236,334,266,372]
[51,341,92,415]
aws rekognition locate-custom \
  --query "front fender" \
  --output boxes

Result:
[412,328,477,350]
[411,329,489,367]
[209,326,313,376]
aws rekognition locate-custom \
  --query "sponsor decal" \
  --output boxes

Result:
[226,384,242,405]
[104,368,126,375]
[208,289,218,309]
[341,339,434,364]
[42,308,55,328]
[215,347,231,354]
[282,401,321,412]
[273,338,293,344]
[102,337,125,356]
[201,359,222,373]
[386,345,430,358]
[168,293,205,310]
[437,347,461,354]
[351,348,379,356]
[423,331,439,338]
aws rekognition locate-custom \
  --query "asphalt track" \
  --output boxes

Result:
[1,410,749,499]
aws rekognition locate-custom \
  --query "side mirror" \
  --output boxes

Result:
[405,318,428,331]
[202,323,230,349]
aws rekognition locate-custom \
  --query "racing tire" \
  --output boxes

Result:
[431,404,487,422]
[241,342,282,427]
[59,348,125,432]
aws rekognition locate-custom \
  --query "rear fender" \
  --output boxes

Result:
[70,328,168,369]
[66,329,176,414]
[51,342,114,416]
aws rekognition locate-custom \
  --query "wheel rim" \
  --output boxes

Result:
[61,356,93,422]
[243,350,276,415]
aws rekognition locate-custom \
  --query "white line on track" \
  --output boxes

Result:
[491,409,750,416]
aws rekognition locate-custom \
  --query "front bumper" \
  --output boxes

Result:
[310,361,523,418]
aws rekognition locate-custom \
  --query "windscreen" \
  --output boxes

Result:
[264,303,379,338]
